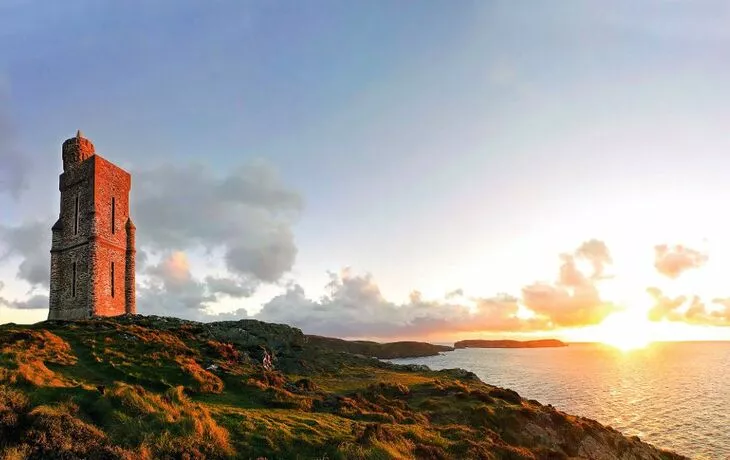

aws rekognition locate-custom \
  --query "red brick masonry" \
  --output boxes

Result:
[48,132,136,320]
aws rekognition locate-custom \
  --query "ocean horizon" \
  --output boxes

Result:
[390,342,730,459]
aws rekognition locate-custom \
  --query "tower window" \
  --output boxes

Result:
[74,195,80,235]
[111,262,115,297]
[111,197,116,234]
[72,262,77,297]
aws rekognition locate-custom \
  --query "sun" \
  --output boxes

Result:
[566,306,655,351]
[578,283,658,351]
[594,314,652,351]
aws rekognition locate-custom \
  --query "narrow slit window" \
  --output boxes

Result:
[111,197,116,234]
[111,262,115,297]
[74,196,79,235]
[72,262,77,297]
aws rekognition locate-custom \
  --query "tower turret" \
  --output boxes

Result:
[61,130,95,171]
[125,218,136,314]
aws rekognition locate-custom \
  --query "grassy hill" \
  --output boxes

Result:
[0,315,684,459]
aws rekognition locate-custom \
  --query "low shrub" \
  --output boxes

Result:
[489,387,522,405]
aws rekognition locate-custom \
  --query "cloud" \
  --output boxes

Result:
[575,239,612,279]
[0,294,48,310]
[0,112,30,198]
[129,160,301,318]
[521,283,615,328]
[133,160,301,283]
[521,240,617,328]
[146,251,194,288]
[256,270,544,339]
[0,221,50,288]
[137,251,251,321]
[646,287,687,322]
[138,252,214,316]
[204,276,256,298]
[0,281,46,310]
[647,287,730,326]
[704,299,730,326]
[254,240,621,339]
[654,244,708,279]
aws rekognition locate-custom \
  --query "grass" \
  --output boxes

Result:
[0,316,686,460]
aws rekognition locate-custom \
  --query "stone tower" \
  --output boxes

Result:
[48,131,136,320]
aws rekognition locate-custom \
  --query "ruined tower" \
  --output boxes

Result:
[48,131,136,320]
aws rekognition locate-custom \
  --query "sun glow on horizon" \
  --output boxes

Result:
[564,289,657,351]
[592,312,653,351]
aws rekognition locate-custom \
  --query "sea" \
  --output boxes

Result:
[389,342,730,459]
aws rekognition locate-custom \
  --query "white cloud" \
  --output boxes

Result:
[0,281,46,310]
[521,240,618,328]
[133,160,301,283]
[647,287,730,326]
[255,269,546,339]
[654,244,708,279]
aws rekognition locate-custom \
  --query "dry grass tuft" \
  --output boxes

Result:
[0,385,29,440]
[100,383,233,458]
[175,357,225,394]
[123,325,193,353]
[8,402,129,459]
[0,330,77,387]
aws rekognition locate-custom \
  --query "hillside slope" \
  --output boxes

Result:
[0,315,684,459]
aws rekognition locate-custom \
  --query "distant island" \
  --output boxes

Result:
[455,339,568,349]
[306,335,454,359]
[305,337,568,358]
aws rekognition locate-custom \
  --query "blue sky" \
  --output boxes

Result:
[4,1,730,341]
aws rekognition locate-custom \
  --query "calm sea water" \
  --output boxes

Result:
[389,342,730,459]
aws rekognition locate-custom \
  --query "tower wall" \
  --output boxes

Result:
[48,223,62,312]
[90,156,131,316]
[49,244,94,320]
[49,157,96,320]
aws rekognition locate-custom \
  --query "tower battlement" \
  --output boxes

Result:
[49,132,136,320]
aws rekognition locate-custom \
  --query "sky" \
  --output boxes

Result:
[3,1,730,345]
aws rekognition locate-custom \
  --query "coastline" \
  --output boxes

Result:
[0,316,686,459]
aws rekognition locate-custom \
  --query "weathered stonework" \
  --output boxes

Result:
[48,132,136,320]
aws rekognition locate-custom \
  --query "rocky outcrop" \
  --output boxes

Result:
[100,314,306,351]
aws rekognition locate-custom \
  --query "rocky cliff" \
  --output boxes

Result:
[0,315,684,459]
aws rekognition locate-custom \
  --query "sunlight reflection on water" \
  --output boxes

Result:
[389,342,730,459]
